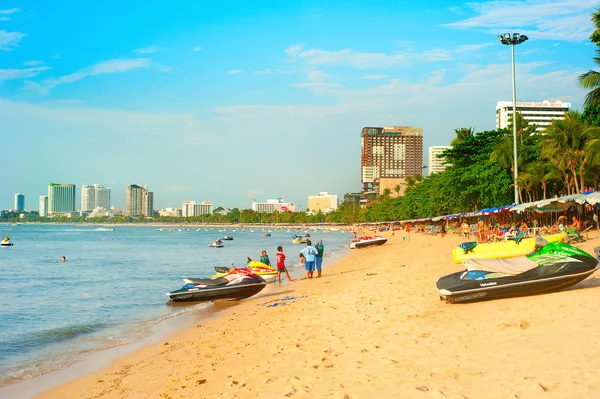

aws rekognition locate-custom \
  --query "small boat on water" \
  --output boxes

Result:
[223,235,233,240]
[167,268,267,302]
[209,239,224,248]
[292,235,308,244]
[1,236,14,246]
[437,237,599,303]
[349,236,387,249]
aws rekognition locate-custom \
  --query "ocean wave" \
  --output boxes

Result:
[0,322,109,356]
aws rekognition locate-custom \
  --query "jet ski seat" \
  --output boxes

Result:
[185,277,229,286]
[464,256,538,275]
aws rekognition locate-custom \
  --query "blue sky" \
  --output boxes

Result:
[1,0,598,211]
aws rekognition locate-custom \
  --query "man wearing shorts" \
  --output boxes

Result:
[315,240,324,278]
[276,246,293,285]
[300,240,318,279]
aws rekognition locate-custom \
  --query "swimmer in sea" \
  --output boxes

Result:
[61,256,66,262]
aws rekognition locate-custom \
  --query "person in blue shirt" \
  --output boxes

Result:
[299,240,319,279]
[315,240,324,278]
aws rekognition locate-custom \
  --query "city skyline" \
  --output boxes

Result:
[1,1,596,210]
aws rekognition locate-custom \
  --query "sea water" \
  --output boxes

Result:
[0,224,351,388]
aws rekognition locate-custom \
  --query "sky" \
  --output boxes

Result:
[1,0,598,211]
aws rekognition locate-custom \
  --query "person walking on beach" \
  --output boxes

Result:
[260,250,271,266]
[275,246,293,285]
[315,240,324,278]
[300,240,318,279]
[461,220,470,240]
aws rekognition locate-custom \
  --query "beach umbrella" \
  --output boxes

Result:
[584,192,600,205]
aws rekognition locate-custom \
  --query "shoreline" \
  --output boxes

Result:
[0,236,351,398]
[12,230,600,398]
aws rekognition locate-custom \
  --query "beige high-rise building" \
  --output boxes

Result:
[142,191,154,217]
[361,126,423,192]
[126,184,145,216]
[307,192,338,213]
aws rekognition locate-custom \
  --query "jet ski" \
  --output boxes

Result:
[222,235,233,240]
[292,234,308,244]
[436,236,599,303]
[211,261,278,283]
[349,236,387,249]
[167,268,267,302]
[1,236,13,246]
[208,239,224,248]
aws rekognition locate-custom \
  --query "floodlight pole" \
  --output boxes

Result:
[499,33,528,205]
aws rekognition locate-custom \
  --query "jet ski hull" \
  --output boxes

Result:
[349,237,387,249]
[437,256,599,303]
[168,282,266,302]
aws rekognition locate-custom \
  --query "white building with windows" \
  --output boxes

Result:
[496,100,571,132]
[181,200,214,217]
[307,192,338,213]
[428,146,452,175]
[39,195,48,217]
[252,198,295,213]
[82,184,111,212]
[48,183,76,214]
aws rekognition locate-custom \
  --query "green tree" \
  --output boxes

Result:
[579,8,600,108]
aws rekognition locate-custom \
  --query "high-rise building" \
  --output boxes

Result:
[81,185,96,212]
[48,183,76,214]
[14,193,24,211]
[142,191,154,217]
[307,192,338,213]
[252,198,295,213]
[496,99,571,132]
[39,195,48,217]
[182,200,214,217]
[361,126,423,192]
[95,185,111,209]
[126,184,145,216]
[182,200,194,217]
[428,146,452,175]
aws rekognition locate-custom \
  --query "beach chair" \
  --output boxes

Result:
[565,227,584,243]
[507,229,527,244]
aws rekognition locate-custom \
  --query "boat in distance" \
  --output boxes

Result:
[167,268,267,302]
[349,236,387,249]
[437,238,599,304]
[1,236,13,246]
[209,239,224,248]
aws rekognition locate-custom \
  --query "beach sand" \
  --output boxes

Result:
[36,230,600,399]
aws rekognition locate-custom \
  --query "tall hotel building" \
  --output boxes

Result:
[361,126,423,192]
[496,100,570,132]
[126,184,154,217]
[14,193,24,211]
[82,184,111,211]
[48,183,76,214]
[39,195,48,217]
[428,146,452,175]
[182,200,214,217]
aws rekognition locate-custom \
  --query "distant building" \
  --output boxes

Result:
[14,193,24,211]
[361,126,423,192]
[39,195,48,217]
[252,198,295,213]
[496,99,571,132]
[428,146,452,175]
[81,185,95,212]
[48,183,76,214]
[378,178,407,197]
[181,200,214,217]
[307,192,338,213]
[95,185,111,209]
[142,191,154,217]
[126,184,153,217]
[157,208,182,217]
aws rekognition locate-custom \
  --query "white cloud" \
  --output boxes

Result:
[0,66,51,81]
[255,69,276,75]
[361,74,388,80]
[134,45,160,54]
[445,0,597,41]
[0,8,20,15]
[24,60,44,66]
[307,70,330,81]
[0,30,26,51]
[0,16,10,21]
[192,46,203,52]
[228,69,243,75]
[28,58,151,93]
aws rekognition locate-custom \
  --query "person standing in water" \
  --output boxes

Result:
[275,246,293,285]
[61,256,66,262]
[315,240,324,278]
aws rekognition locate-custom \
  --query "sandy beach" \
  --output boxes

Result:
[35,230,600,399]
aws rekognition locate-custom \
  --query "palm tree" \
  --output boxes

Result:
[393,184,402,197]
[579,9,600,107]
[450,127,475,146]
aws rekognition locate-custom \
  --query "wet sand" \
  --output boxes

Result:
[36,230,600,399]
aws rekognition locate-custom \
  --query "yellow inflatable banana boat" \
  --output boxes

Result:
[452,232,566,264]
[211,261,278,282]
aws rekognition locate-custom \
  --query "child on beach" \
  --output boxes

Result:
[260,250,271,266]
[275,246,293,285]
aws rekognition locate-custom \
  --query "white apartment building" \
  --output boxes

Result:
[181,200,214,217]
[252,198,295,213]
[428,146,452,175]
[307,192,338,213]
[81,185,96,212]
[95,185,111,209]
[496,100,571,132]
[39,195,48,217]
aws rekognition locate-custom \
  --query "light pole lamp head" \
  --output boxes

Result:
[512,33,521,40]
[498,34,504,42]
[504,33,511,39]
[519,35,529,43]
